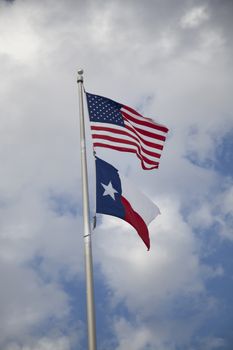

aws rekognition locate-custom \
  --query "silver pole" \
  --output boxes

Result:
[77,69,97,350]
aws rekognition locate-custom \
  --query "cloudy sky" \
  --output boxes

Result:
[0,0,233,349]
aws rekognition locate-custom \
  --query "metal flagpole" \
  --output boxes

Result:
[77,69,97,350]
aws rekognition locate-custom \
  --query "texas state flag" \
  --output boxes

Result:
[95,157,160,250]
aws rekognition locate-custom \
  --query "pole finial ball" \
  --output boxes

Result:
[78,69,84,75]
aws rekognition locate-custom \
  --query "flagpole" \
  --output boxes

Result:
[77,69,97,350]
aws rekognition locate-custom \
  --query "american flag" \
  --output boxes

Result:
[86,92,169,170]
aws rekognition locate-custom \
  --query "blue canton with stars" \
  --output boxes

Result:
[86,92,125,126]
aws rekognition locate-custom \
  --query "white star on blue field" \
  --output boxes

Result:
[101,181,118,200]
[0,0,233,349]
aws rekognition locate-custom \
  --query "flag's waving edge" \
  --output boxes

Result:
[95,157,160,250]
[86,92,169,170]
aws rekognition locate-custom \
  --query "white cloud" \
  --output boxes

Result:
[0,1,42,64]
[114,318,154,350]
[94,198,205,317]
[4,336,72,350]
[196,336,226,350]
[0,262,69,343]
[188,183,233,240]
[0,0,232,348]
[181,6,209,28]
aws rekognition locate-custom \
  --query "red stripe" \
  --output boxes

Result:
[125,122,166,149]
[92,134,161,159]
[91,125,164,151]
[125,126,164,150]
[93,140,160,164]
[121,195,150,250]
[122,105,143,117]
[128,124,167,141]
[93,142,159,170]
[121,109,169,133]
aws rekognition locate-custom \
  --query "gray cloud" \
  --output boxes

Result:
[0,0,232,348]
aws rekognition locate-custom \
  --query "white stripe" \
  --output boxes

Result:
[123,120,166,144]
[124,118,167,138]
[92,138,161,162]
[91,129,163,158]
[121,107,168,132]
[94,139,158,169]
[90,122,165,147]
